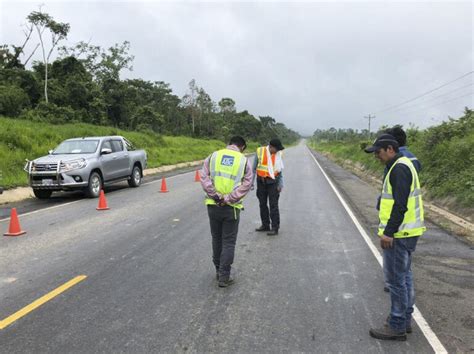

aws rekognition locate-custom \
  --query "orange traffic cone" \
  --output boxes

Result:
[159,177,169,193]
[194,170,200,182]
[96,190,109,210]
[4,208,26,236]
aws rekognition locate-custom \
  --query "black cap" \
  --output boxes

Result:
[269,138,285,151]
[364,134,399,153]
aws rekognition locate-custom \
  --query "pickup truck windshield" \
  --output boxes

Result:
[53,140,99,154]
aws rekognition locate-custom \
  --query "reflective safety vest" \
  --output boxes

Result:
[205,148,247,209]
[378,156,426,238]
[256,146,279,178]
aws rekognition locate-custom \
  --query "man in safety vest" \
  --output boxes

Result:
[253,138,285,236]
[365,134,426,341]
[200,136,253,288]
[380,126,422,293]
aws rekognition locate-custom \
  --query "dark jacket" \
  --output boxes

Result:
[382,153,413,237]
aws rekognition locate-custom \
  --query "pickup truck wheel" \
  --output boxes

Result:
[85,172,102,198]
[128,165,142,188]
[33,189,53,199]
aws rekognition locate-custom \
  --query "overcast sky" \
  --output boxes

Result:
[1,0,473,135]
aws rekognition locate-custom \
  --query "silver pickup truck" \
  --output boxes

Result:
[25,136,147,199]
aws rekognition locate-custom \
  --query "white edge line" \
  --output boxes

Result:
[307,146,447,354]
[0,170,197,222]
[0,199,84,222]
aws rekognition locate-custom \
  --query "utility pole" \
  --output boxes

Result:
[364,115,375,140]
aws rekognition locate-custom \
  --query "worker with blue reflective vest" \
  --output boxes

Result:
[365,134,426,341]
[200,136,253,288]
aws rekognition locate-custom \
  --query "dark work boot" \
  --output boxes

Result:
[267,228,279,236]
[218,276,235,288]
[255,225,270,232]
[369,326,406,341]
[386,316,412,334]
[384,286,390,293]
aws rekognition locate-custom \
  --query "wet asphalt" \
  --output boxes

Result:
[0,142,470,352]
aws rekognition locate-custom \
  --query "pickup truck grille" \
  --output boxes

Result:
[33,163,58,172]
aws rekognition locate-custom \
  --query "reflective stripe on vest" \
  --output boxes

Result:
[256,147,278,178]
[378,156,426,238]
[205,148,247,209]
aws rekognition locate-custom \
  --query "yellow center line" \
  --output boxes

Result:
[0,275,87,330]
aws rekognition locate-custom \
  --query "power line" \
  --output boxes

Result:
[380,82,474,115]
[373,71,473,114]
[392,92,473,117]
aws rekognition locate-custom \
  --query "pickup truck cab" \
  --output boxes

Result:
[25,136,147,199]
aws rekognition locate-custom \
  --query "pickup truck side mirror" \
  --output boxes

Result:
[101,148,113,155]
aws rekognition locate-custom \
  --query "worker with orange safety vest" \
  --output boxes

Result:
[253,139,285,236]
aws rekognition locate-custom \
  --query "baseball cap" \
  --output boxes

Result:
[364,134,399,153]
[269,138,285,151]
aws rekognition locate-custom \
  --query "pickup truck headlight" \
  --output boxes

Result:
[60,159,87,172]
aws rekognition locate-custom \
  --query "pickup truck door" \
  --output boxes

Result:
[100,140,118,181]
[111,139,130,178]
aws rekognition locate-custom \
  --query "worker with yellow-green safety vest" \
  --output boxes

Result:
[364,134,426,342]
[200,136,253,288]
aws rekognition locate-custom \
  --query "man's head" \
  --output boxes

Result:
[364,134,399,164]
[385,126,407,147]
[269,138,285,154]
[229,136,247,153]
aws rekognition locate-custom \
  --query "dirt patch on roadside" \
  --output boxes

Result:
[0,188,35,204]
[143,160,203,176]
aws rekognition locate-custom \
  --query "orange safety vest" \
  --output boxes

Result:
[256,147,280,178]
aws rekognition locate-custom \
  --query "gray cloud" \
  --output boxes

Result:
[1,1,472,135]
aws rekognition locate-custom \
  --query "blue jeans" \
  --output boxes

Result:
[383,236,419,332]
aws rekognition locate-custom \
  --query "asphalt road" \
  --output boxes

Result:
[0,142,460,353]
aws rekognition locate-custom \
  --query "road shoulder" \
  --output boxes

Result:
[308,147,474,353]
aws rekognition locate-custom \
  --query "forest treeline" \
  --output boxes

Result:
[0,9,299,145]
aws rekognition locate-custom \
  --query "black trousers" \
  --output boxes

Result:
[207,205,240,280]
[256,178,280,230]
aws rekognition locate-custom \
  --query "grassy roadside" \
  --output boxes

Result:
[0,117,258,189]
[308,139,473,221]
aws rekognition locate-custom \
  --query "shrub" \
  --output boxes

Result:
[0,84,30,116]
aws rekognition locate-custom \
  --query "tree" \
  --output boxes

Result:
[131,105,164,133]
[218,98,236,113]
[182,79,199,135]
[0,84,30,116]
[231,111,262,141]
[0,45,24,69]
[197,87,214,135]
[27,9,70,103]
[59,41,134,83]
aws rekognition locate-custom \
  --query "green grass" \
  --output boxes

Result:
[308,140,383,176]
[0,117,258,189]
[308,136,474,209]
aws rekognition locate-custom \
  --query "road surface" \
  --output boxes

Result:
[0,142,465,353]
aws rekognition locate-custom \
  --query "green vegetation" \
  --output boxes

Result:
[0,117,259,189]
[1,9,299,147]
[0,8,298,190]
[309,108,474,209]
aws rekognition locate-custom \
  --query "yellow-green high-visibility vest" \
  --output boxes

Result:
[378,156,426,238]
[205,148,247,209]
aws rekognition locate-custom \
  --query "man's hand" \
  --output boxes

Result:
[380,235,393,249]
[212,194,225,206]
[277,186,282,193]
